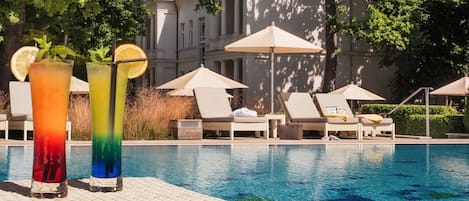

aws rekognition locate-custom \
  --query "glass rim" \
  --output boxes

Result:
[86,61,112,65]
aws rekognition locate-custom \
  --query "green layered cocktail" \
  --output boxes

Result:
[87,62,126,191]
[87,44,147,192]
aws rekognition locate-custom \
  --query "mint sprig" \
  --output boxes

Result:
[88,46,112,63]
[34,35,77,61]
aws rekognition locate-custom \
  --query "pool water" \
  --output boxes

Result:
[1,144,468,201]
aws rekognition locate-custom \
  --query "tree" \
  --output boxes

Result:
[0,0,149,91]
[323,0,338,92]
[338,0,469,101]
[195,0,222,14]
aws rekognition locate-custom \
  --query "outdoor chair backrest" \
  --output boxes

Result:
[9,81,33,116]
[314,93,354,117]
[279,92,321,121]
[193,87,232,118]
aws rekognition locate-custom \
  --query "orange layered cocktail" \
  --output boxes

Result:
[10,36,76,198]
[29,60,73,194]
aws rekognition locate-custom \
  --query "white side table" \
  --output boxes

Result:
[264,114,286,139]
[169,119,203,139]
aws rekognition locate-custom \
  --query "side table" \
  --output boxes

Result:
[169,119,203,140]
[264,114,286,139]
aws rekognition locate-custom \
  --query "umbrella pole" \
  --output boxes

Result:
[270,51,274,114]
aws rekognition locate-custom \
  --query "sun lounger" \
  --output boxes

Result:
[0,114,7,140]
[193,87,269,140]
[313,93,362,140]
[315,93,394,140]
[9,81,72,141]
[356,114,395,140]
[278,92,361,139]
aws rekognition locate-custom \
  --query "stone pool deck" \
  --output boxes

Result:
[0,135,469,146]
[1,137,468,200]
[2,136,469,147]
[0,177,224,201]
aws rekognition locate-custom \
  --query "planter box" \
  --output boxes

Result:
[446,133,469,139]
[278,124,303,140]
[170,119,202,140]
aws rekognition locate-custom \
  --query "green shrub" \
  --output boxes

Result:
[400,115,451,138]
[464,96,469,132]
[361,104,457,116]
[361,104,458,138]
[448,115,464,133]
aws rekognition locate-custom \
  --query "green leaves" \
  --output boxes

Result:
[33,35,77,61]
[195,0,222,15]
[88,46,111,63]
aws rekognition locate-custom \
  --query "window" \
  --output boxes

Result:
[189,20,193,48]
[198,17,206,65]
[153,14,157,49]
[145,16,152,49]
[180,23,185,49]
[225,0,234,34]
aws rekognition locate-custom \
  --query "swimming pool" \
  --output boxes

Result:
[1,144,468,200]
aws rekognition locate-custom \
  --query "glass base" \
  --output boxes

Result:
[30,180,68,198]
[89,176,123,192]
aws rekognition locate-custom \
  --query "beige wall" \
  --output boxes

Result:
[142,0,395,112]
[137,0,178,87]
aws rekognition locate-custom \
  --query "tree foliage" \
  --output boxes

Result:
[339,0,469,101]
[195,0,222,14]
[0,0,149,67]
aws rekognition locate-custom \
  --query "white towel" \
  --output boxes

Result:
[230,107,257,117]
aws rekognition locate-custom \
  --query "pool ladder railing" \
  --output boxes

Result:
[387,87,433,138]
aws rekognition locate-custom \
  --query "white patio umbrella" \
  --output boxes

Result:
[157,65,248,95]
[167,88,233,98]
[225,23,322,113]
[70,76,89,94]
[329,84,385,101]
[329,83,385,112]
[430,76,469,96]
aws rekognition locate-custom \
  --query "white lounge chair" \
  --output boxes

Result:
[9,81,72,141]
[357,114,395,140]
[193,87,269,140]
[315,93,395,140]
[0,114,7,140]
[279,92,361,139]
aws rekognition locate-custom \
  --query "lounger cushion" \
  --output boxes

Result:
[326,117,359,124]
[314,94,355,117]
[360,118,393,124]
[10,113,33,121]
[194,88,232,118]
[280,92,322,120]
[291,117,327,123]
[195,88,267,124]
[203,116,266,123]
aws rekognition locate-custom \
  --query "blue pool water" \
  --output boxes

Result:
[1,144,468,200]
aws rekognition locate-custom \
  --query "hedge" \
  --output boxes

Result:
[361,104,459,138]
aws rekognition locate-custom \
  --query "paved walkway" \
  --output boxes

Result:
[0,177,224,201]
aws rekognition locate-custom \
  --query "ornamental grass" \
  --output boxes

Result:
[68,88,194,140]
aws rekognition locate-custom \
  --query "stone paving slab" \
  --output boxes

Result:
[0,177,224,201]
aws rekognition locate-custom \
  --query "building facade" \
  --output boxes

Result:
[138,0,395,113]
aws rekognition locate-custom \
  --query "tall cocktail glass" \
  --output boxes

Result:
[29,59,73,198]
[87,62,127,192]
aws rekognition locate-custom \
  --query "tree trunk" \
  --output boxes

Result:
[323,0,338,93]
[0,4,25,93]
